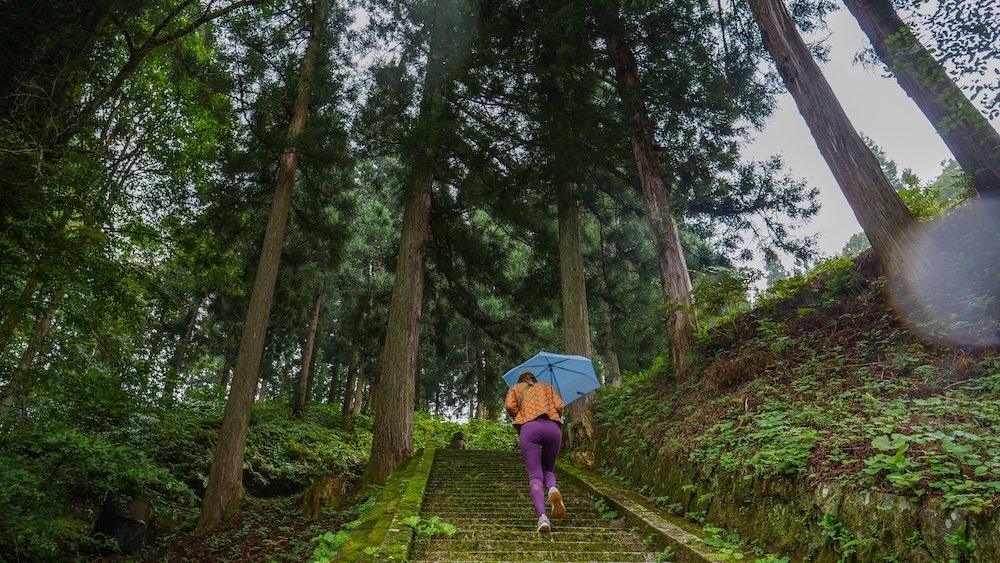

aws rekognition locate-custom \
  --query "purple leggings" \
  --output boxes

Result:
[518,418,562,516]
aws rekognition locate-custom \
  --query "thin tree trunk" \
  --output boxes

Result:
[278,363,293,399]
[307,345,321,403]
[293,286,324,417]
[1,306,56,415]
[474,347,486,420]
[326,363,340,405]
[601,302,623,388]
[0,275,39,357]
[341,351,359,418]
[163,296,203,404]
[843,0,1000,196]
[353,367,365,417]
[367,0,456,485]
[218,332,237,393]
[218,355,233,393]
[196,0,327,533]
[748,0,922,279]
[558,182,595,445]
[256,376,269,403]
[604,21,695,376]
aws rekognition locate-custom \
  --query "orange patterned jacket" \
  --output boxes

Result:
[505,382,564,428]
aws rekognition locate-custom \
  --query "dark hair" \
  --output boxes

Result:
[517,371,536,384]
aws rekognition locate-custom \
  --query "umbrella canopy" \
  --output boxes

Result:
[502,351,600,406]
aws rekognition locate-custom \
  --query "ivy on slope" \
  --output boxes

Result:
[596,254,1000,512]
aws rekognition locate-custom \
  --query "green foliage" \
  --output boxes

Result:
[401,515,457,537]
[0,419,195,560]
[691,267,758,335]
[308,492,377,562]
[592,498,621,521]
[412,412,517,451]
[819,514,877,563]
[943,521,976,562]
[897,182,966,221]
[655,546,675,562]
[693,407,821,477]
[310,530,352,563]
[244,404,372,493]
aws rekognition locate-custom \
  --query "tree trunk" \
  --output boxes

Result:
[196,0,327,533]
[601,303,623,388]
[557,181,595,445]
[604,22,696,377]
[474,347,487,420]
[256,375,269,403]
[352,366,365,418]
[367,0,457,485]
[163,297,203,404]
[307,345,322,403]
[278,363,293,399]
[326,363,340,405]
[218,332,237,394]
[341,351,359,418]
[293,286,324,417]
[748,0,921,279]
[0,275,39,357]
[367,136,433,484]
[1,305,56,415]
[843,0,1000,197]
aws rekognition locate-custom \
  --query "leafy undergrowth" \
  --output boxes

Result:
[597,252,1000,512]
[413,413,518,451]
[1,401,367,561]
[1,397,516,561]
[114,495,352,563]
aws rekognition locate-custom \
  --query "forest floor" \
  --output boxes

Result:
[101,495,351,563]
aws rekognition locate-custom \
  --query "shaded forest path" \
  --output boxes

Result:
[409,450,661,562]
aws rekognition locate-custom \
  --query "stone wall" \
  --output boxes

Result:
[595,423,1000,562]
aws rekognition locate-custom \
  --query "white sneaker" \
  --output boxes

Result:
[536,514,552,533]
[548,487,565,519]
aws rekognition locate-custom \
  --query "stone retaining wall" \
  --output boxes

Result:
[595,423,1000,562]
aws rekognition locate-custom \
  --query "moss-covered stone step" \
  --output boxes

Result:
[410,450,663,563]
[407,548,656,562]
[412,537,647,551]
[411,528,643,542]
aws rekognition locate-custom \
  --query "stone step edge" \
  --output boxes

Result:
[377,447,437,560]
[332,447,437,562]
[557,460,720,563]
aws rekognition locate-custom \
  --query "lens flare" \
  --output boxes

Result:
[890,198,1000,348]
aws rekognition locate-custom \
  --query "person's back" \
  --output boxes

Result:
[504,371,566,532]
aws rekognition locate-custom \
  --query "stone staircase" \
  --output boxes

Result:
[408,450,660,562]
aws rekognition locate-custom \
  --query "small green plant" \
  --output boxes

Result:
[593,498,620,521]
[656,546,676,562]
[310,530,351,563]
[401,515,457,538]
[943,521,976,562]
[819,514,876,563]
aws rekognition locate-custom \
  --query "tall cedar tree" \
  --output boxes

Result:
[843,0,1000,197]
[294,284,325,416]
[747,0,922,280]
[366,0,474,484]
[603,10,696,377]
[558,181,595,444]
[197,0,328,532]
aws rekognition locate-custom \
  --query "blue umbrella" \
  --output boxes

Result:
[502,351,600,406]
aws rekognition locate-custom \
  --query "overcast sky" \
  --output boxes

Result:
[742,7,999,260]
